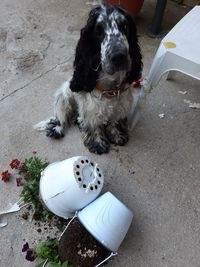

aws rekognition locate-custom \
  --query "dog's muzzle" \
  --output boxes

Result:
[107,52,130,74]
[110,49,128,66]
[107,45,130,74]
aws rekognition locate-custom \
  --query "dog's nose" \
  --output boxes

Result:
[110,51,127,65]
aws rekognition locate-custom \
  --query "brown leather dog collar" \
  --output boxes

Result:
[96,77,143,99]
[96,82,123,99]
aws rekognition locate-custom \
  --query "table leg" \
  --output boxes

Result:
[148,0,167,37]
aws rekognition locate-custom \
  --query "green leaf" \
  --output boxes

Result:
[62,261,73,267]
[49,263,61,267]
[49,261,73,267]
[34,240,59,262]
[35,261,47,267]
[19,156,51,222]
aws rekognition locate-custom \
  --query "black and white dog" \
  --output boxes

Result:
[35,4,142,154]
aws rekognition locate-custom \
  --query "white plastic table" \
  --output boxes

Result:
[147,6,200,88]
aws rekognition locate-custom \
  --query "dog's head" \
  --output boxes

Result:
[70,4,142,92]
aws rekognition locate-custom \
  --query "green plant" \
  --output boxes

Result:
[36,261,73,267]
[34,239,73,267]
[50,262,73,267]
[2,156,71,266]
[34,239,59,263]
[19,157,66,231]
[20,157,52,221]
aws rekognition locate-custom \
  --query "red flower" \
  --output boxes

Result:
[9,159,21,169]
[25,249,36,262]
[16,178,22,187]
[22,242,36,262]
[22,242,29,252]
[1,170,11,182]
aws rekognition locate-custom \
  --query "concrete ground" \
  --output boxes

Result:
[0,0,200,266]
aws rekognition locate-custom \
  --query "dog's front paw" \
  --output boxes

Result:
[83,129,110,154]
[88,138,110,154]
[106,121,128,146]
[46,119,65,139]
[107,132,128,146]
[107,132,129,146]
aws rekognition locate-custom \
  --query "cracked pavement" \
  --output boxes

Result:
[1,0,200,267]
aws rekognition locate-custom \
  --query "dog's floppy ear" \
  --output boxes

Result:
[70,6,101,93]
[117,8,143,83]
[126,13,143,82]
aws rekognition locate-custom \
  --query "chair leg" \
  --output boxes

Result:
[148,52,200,88]
[147,47,167,88]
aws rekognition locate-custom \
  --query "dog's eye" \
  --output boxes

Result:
[95,23,104,37]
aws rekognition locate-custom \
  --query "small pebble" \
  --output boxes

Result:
[159,113,165,119]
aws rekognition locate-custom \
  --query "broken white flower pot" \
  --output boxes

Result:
[39,156,104,219]
[78,192,133,253]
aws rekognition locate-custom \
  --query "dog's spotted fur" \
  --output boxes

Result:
[34,4,142,154]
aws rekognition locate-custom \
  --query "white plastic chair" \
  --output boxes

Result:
[147,6,200,88]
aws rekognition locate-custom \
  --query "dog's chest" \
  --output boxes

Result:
[75,89,133,127]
